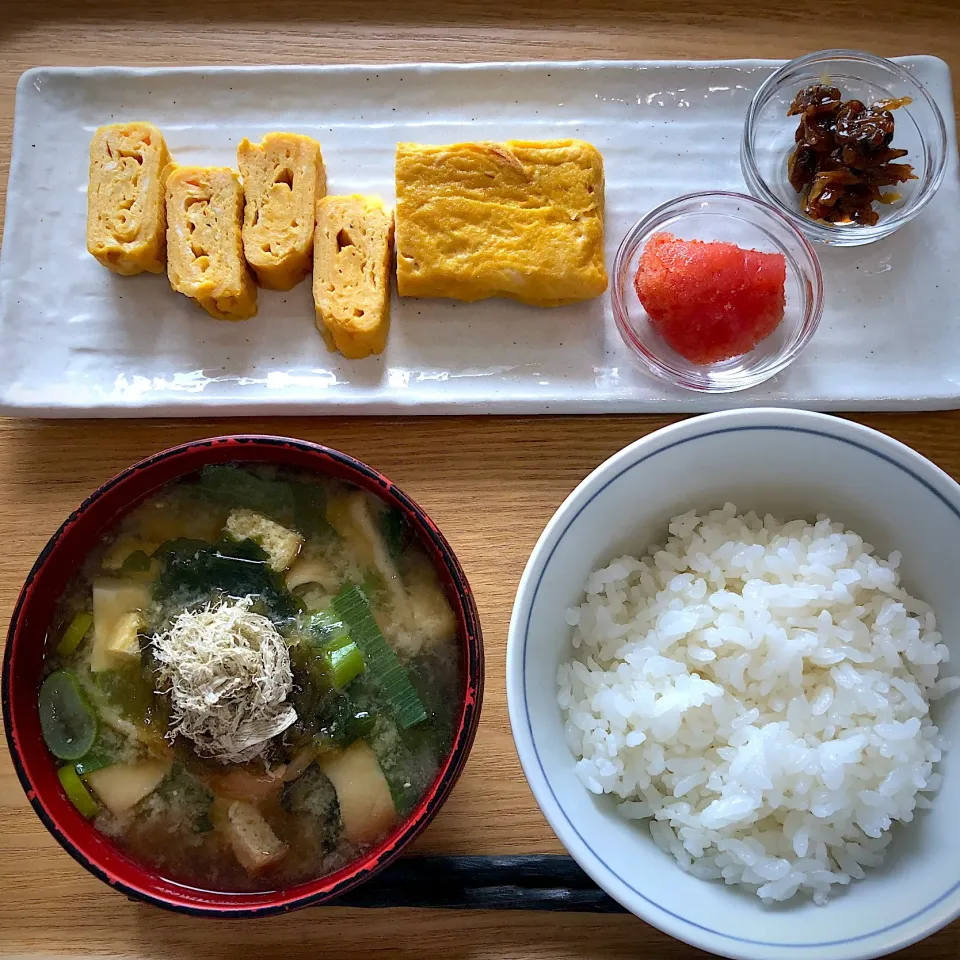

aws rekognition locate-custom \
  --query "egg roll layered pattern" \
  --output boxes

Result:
[237,133,326,291]
[165,166,257,322]
[395,139,608,307]
[313,195,394,359]
[86,122,171,276]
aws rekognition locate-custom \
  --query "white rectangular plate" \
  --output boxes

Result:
[1,58,958,417]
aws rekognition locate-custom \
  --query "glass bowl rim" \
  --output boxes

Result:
[741,48,949,245]
[611,189,825,393]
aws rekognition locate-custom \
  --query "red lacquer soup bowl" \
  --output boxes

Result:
[2,436,484,916]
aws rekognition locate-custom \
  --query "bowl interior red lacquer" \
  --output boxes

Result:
[1,435,484,916]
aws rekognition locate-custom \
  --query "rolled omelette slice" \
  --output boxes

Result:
[313,195,394,359]
[237,133,326,291]
[86,122,170,275]
[395,139,607,307]
[165,166,257,321]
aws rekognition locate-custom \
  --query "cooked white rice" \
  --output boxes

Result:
[558,504,958,904]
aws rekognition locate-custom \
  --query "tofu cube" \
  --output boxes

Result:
[107,611,144,660]
[319,742,397,845]
[86,759,171,816]
[407,565,456,649]
[90,579,150,672]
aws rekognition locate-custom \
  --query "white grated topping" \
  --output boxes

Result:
[152,596,297,764]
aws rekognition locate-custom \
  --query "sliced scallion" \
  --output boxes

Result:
[323,636,365,689]
[56,612,93,657]
[331,585,426,729]
[58,764,99,818]
[73,749,116,777]
[39,671,98,761]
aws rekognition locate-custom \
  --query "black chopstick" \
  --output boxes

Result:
[325,854,627,912]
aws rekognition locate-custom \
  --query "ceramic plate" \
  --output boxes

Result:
[0,58,957,417]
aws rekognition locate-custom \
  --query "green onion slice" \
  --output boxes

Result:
[58,765,99,818]
[56,612,93,657]
[39,671,98,761]
[331,585,427,729]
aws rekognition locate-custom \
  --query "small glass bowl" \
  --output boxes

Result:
[612,191,823,393]
[741,49,948,247]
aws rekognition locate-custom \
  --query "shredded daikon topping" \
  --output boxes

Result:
[152,596,297,764]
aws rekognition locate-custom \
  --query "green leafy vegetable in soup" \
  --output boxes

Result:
[38,465,461,892]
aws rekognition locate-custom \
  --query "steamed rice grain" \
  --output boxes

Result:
[559,504,956,904]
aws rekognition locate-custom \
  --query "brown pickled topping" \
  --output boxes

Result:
[787,84,915,226]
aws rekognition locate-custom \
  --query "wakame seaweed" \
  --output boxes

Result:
[290,480,334,538]
[152,537,298,622]
[195,466,334,539]
[118,549,152,574]
[280,767,341,851]
[95,660,157,727]
[288,652,376,750]
[195,464,296,523]
[154,763,215,834]
[378,507,413,560]
[300,610,350,646]
[73,724,127,776]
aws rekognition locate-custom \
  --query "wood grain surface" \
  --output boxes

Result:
[1,2,959,957]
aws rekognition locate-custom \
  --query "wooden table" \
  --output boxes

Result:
[1,2,959,957]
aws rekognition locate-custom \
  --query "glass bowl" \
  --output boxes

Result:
[612,191,823,393]
[741,49,948,247]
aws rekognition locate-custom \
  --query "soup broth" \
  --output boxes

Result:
[39,464,461,892]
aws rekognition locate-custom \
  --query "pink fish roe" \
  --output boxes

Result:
[633,232,787,364]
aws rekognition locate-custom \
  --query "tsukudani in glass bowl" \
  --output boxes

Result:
[612,191,823,394]
[741,49,948,247]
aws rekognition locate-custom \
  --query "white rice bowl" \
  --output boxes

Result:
[558,503,958,905]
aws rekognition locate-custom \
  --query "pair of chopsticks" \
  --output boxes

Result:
[327,854,626,912]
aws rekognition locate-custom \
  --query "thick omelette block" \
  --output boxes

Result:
[395,139,607,307]
[237,133,326,291]
[313,195,394,360]
[165,166,257,321]
[86,122,170,275]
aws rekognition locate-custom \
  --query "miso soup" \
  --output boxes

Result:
[38,464,461,891]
